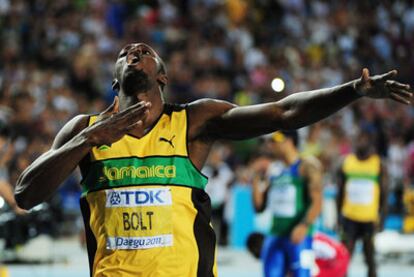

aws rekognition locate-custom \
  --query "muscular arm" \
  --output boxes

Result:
[15,115,91,209]
[15,98,152,209]
[252,174,269,213]
[290,156,323,244]
[207,82,360,140]
[301,157,323,225]
[188,70,411,142]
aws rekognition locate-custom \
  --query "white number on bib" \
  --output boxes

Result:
[268,185,296,217]
[346,178,375,205]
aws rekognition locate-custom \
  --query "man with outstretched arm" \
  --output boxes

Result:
[14,43,412,277]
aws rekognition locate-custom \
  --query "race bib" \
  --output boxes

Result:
[104,187,173,250]
[346,178,375,205]
[268,184,297,217]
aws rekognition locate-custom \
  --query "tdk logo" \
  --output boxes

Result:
[106,187,172,207]
[110,191,122,205]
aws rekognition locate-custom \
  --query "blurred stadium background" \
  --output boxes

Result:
[1,0,414,276]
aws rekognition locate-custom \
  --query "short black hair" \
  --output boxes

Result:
[281,130,299,147]
[272,130,299,147]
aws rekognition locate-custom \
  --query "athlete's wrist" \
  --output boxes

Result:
[351,79,365,98]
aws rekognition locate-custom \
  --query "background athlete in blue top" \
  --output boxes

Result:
[252,130,323,277]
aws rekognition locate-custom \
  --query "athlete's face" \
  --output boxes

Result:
[355,132,372,157]
[270,132,288,158]
[271,140,286,158]
[113,43,167,96]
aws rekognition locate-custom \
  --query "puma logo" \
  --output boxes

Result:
[98,144,111,151]
[159,135,175,148]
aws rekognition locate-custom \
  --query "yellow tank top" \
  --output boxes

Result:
[341,154,381,222]
[79,104,217,277]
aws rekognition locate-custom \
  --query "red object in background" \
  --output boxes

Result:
[314,233,350,277]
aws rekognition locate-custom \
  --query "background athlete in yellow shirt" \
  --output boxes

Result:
[337,130,388,277]
[14,43,410,276]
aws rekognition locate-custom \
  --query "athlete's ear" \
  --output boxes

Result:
[112,79,120,92]
[157,74,168,89]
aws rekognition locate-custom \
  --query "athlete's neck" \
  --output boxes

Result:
[118,89,165,138]
[355,148,372,160]
[283,149,299,166]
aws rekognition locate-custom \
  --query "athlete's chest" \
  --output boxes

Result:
[90,111,188,160]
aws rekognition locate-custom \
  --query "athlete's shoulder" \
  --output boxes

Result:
[370,153,381,162]
[187,98,237,120]
[344,153,356,161]
[185,98,237,140]
[51,114,92,149]
[300,155,322,175]
[341,153,354,168]
[71,113,96,130]
[301,155,321,167]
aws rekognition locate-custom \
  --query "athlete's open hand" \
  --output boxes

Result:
[84,96,151,146]
[354,68,413,104]
[290,223,308,244]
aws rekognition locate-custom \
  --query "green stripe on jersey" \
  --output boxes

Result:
[345,173,379,182]
[81,156,208,193]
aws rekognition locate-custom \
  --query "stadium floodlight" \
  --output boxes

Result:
[271,77,285,92]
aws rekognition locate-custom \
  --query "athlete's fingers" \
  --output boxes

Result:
[113,101,148,122]
[113,96,119,113]
[101,96,119,115]
[114,109,150,132]
[125,120,143,131]
[390,87,413,99]
[117,100,146,115]
[117,101,151,118]
[378,69,397,81]
[103,101,151,133]
[129,100,150,110]
[128,102,151,118]
[361,68,370,84]
[386,80,411,90]
[122,103,150,121]
[390,92,411,105]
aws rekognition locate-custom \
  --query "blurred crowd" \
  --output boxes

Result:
[1,0,414,237]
